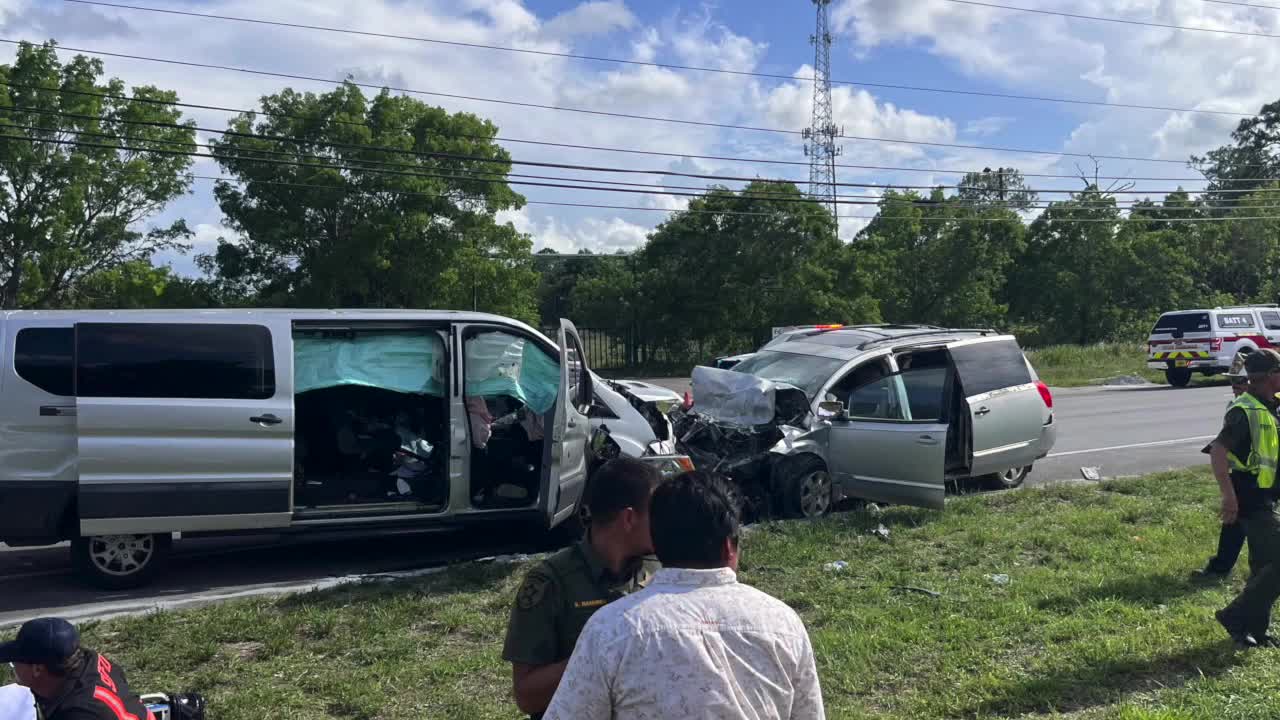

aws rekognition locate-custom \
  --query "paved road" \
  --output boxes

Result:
[1028,383,1226,485]
[0,381,1229,627]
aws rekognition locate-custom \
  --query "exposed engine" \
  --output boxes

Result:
[670,372,811,520]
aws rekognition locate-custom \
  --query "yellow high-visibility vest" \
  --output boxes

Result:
[1227,392,1279,490]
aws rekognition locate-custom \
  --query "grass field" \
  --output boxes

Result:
[12,470,1278,720]
[1025,343,1231,389]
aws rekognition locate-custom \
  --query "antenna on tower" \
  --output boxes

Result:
[804,0,843,220]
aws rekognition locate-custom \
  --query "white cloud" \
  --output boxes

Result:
[964,116,1013,136]
[544,1,637,39]
[501,207,651,253]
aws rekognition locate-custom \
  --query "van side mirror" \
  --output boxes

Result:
[817,400,847,421]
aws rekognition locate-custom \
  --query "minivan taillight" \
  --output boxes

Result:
[1036,380,1053,409]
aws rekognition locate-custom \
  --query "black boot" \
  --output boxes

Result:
[1216,609,1260,649]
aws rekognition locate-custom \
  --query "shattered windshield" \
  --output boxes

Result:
[731,350,846,399]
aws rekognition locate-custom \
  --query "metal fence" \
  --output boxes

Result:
[548,325,769,372]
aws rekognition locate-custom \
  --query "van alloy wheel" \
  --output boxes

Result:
[799,470,833,518]
[73,532,171,589]
[88,534,156,576]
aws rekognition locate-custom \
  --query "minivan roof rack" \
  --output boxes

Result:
[856,327,996,350]
[1213,304,1279,309]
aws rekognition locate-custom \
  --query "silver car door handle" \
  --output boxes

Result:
[39,405,76,417]
[916,434,940,446]
[250,414,284,426]
[975,406,991,417]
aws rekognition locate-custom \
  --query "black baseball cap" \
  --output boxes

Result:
[0,618,80,665]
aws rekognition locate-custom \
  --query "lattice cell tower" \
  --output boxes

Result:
[803,0,844,219]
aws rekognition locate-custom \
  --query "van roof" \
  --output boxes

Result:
[0,308,548,338]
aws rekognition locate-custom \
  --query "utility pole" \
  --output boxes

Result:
[803,0,843,220]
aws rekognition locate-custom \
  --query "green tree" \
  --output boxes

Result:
[1192,101,1280,206]
[956,167,1038,211]
[631,181,876,358]
[206,83,537,321]
[856,187,1024,328]
[73,258,221,309]
[0,41,196,308]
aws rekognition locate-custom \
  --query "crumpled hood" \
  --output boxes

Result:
[690,366,797,426]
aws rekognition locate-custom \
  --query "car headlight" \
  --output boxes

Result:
[639,454,696,478]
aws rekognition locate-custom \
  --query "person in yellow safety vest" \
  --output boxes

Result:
[1196,349,1254,581]
[1210,348,1280,648]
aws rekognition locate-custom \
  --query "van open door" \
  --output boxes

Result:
[544,319,593,527]
[825,364,950,509]
[947,336,1044,478]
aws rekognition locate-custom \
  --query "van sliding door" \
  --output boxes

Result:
[74,320,294,536]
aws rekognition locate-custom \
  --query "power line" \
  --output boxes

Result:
[0,37,1222,166]
[939,0,1280,39]
[58,0,1256,119]
[1199,0,1280,11]
[7,108,1277,201]
[10,127,1279,216]
[1,77,1261,185]
[177,174,1280,224]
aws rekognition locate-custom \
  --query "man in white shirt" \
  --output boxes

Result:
[544,471,825,720]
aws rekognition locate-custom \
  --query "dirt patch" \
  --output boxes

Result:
[220,641,265,662]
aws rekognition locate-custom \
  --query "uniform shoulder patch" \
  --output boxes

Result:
[516,567,555,611]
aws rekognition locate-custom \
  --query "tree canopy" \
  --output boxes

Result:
[0,41,195,308]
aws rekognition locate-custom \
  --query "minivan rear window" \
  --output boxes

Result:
[1152,313,1211,335]
[950,339,1032,398]
[1216,313,1256,330]
[77,323,275,399]
[14,327,74,397]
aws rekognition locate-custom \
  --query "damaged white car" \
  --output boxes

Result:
[673,325,1057,519]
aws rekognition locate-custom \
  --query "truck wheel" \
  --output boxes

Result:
[775,456,833,519]
[1165,368,1193,387]
[72,533,171,590]
[983,465,1031,490]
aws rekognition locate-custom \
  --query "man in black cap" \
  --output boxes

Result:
[2,617,153,720]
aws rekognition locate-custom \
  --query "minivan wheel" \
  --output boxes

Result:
[72,533,171,590]
[777,457,833,519]
[1165,368,1193,387]
[984,465,1032,491]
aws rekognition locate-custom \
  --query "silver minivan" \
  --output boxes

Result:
[0,310,690,588]
[674,325,1057,517]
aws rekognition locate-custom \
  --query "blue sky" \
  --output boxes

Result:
[2,0,1275,273]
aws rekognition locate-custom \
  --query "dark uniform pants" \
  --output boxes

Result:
[1221,503,1280,635]
[1208,521,1247,575]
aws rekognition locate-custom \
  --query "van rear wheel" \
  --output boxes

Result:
[1165,368,1193,387]
[72,533,171,590]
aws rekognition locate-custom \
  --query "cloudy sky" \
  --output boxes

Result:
[1,0,1276,273]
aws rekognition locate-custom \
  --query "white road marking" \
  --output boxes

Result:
[1046,435,1216,459]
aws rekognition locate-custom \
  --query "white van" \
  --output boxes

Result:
[0,310,691,588]
[1147,306,1280,386]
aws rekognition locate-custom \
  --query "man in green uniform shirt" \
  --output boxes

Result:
[503,458,662,719]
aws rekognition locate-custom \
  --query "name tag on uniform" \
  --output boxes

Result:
[574,599,607,609]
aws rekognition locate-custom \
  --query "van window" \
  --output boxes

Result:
[1152,312,1211,335]
[1216,313,1256,330]
[77,323,275,399]
[950,339,1032,398]
[14,327,74,396]
[1263,311,1280,331]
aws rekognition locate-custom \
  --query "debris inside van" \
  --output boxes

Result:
[293,329,450,509]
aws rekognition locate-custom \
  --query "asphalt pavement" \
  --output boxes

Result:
[0,381,1229,627]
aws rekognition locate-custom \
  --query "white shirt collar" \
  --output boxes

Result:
[652,567,738,587]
